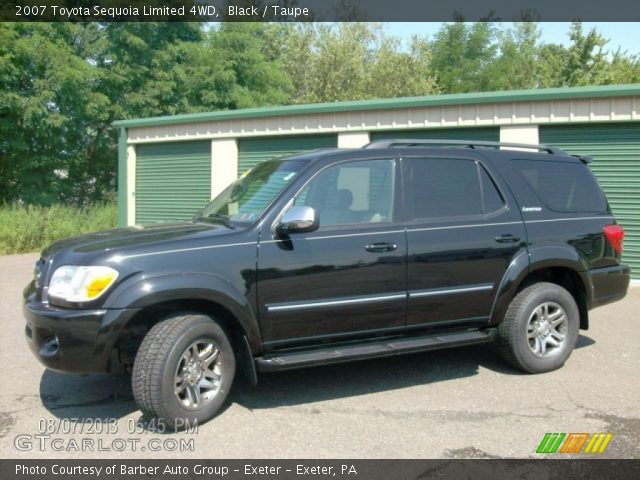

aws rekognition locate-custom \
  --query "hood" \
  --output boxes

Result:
[42,222,228,258]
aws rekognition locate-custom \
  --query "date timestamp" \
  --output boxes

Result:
[37,417,198,435]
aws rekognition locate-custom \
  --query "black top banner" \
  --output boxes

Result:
[3,0,640,22]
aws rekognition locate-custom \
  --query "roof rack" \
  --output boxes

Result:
[362,139,567,155]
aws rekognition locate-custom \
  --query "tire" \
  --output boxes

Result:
[132,312,236,430]
[497,282,579,373]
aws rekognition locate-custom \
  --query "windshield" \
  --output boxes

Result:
[195,159,306,226]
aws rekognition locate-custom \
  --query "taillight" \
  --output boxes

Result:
[603,224,624,254]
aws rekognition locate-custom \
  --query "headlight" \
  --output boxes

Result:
[48,266,119,302]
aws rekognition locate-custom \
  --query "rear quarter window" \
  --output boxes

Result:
[512,159,607,213]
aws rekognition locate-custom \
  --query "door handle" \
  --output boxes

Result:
[365,242,397,253]
[495,234,521,243]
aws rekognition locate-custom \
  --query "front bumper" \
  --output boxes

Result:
[23,299,139,374]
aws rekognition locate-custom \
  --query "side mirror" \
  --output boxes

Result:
[277,206,319,235]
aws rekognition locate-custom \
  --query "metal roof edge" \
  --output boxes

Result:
[113,84,640,128]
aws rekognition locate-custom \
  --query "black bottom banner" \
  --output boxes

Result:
[2,459,639,480]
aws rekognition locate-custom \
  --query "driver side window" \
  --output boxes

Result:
[294,159,395,228]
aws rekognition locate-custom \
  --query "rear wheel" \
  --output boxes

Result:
[132,312,235,429]
[497,282,579,373]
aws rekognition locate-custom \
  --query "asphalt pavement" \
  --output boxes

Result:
[0,252,638,459]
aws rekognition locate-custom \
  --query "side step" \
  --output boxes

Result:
[256,329,495,372]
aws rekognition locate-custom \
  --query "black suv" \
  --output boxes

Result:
[24,139,630,427]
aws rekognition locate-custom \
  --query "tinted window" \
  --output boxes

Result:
[197,160,305,224]
[512,159,607,213]
[295,159,395,227]
[408,158,503,219]
[479,166,505,213]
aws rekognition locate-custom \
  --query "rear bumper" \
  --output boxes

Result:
[586,264,631,309]
[23,299,139,374]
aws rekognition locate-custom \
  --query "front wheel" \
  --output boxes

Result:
[497,282,579,373]
[132,312,236,429]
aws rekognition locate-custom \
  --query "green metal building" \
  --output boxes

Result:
[114,84,640,280]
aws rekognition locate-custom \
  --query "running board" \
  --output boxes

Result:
[256,329,495,372]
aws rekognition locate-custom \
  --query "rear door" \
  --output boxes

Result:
[402,153,527,329]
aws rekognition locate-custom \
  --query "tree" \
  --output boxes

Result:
[563,22,608,86]
[429,22,499,93]
[604,50,640,84]
[0,22,212,205]
[489,22,541,90]
[366,34,438,98]
[0,23,110,204]
[204,23,292,109]
[535,43,569,88]
[282,23,437,103]
[98,22,204,120]
[536,22,609,88]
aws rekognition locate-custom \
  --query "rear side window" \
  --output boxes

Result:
[512,159,607,213]
[408,158,505,220]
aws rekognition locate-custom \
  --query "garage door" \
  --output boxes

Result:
[135,141,211,225]
[237,134,337,176]
[540,123,640,279]
[370,127,500,142]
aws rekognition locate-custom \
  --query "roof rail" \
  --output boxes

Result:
[362,139,567,155]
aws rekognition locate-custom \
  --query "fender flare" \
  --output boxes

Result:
[490,245,590,325]
[103,272,262,352]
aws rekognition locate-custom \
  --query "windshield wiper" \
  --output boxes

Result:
[204,213,236,229]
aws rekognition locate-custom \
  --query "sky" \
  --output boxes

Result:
[383,22,640,55]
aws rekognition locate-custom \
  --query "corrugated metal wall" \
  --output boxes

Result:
[540,123,640,279]
[370,127,500,142]
[237,134,337,176]
[135,141,211,225]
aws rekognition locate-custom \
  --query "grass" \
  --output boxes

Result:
[0,202,118,255]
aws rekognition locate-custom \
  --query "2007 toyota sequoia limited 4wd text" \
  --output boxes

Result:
[24,139,630,428]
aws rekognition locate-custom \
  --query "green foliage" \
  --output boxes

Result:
[604,51,640,84]
[430,22,499,93]
[205,23,292,108]
[489,22,541,90]
[281,23,438,103]
[536,43,570,88]
[536,22,609,88]
[101,23,205,119]
[563,22,608,86]
[0,23,111,205]
[0,202,117,255]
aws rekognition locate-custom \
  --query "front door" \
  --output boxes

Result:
[403,154,527,329]
[257,157,407,349]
